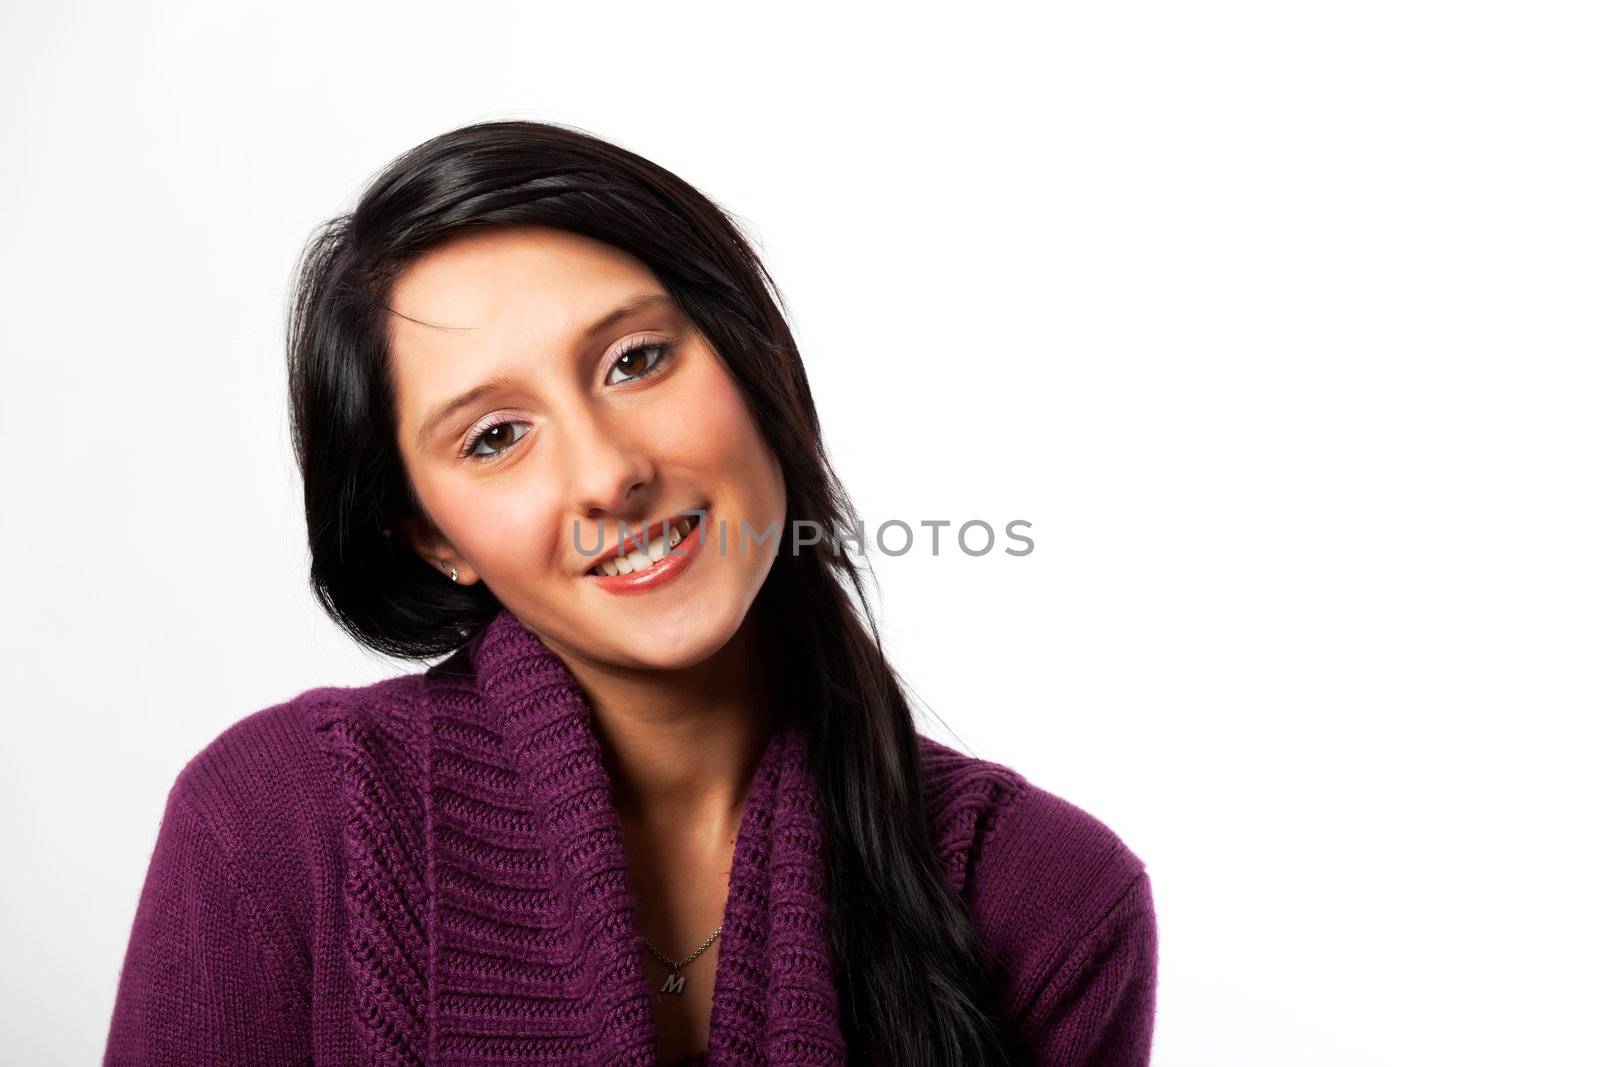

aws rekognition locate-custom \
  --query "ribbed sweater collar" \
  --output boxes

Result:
[329,605,847,1065]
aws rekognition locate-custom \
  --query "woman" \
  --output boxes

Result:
[104,120,1158,1066]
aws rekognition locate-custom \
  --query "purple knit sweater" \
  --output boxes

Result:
[104,607,1158,1065]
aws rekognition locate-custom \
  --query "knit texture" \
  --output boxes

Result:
[105,606,1158,1065]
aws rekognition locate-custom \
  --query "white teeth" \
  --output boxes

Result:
[591,514,701,578]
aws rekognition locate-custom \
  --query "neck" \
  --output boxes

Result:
[545,614,778,843]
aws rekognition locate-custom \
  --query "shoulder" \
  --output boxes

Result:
[917,734,1153,1014]
[159,671,433,965]
[917,733,1030,896]
[918,733,1145,900]
[171,671,429,826]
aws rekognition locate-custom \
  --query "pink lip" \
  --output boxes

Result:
[584,512,707,596]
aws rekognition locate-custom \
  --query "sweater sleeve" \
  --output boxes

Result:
[103,774,311,1066]
[1019,867,1159,1065]
[966,780,1159,1066]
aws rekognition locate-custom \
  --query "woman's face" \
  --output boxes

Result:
[386,225,786,672]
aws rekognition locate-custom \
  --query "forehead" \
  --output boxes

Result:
[386,225,656,349]
[384,227,673,448]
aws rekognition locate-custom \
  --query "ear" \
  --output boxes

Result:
[392,514,480,586]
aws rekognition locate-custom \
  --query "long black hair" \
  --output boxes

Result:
[285,119,1024,1065]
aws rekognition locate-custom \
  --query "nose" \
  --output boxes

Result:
[561,404,654,518]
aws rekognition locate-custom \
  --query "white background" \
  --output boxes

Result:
[3,2,1596,1063]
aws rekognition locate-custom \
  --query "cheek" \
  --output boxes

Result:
[687,363,784,512]
[426,469,563,568]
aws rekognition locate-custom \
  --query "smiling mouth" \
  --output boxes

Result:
[586,513,703,577]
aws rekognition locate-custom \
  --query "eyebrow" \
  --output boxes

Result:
[413,292,676,448]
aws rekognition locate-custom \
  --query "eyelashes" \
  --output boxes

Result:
[603,337,672,387]
[459,419,531,463]
[457,338,677,463]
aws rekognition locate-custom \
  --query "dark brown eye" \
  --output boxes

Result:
[463,420,530,460]
[605,341,672,386]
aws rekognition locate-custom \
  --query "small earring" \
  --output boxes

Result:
[448,565,459,583]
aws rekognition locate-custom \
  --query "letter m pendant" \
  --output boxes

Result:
[659,972,686,995]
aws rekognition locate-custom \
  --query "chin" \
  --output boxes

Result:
[609,601,748,672]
